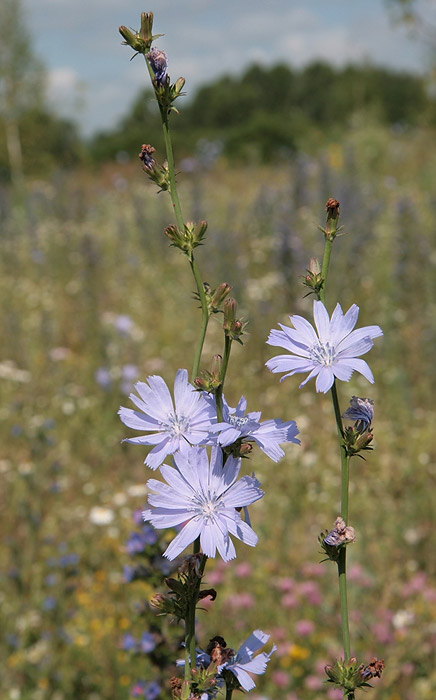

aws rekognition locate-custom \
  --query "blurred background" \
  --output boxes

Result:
[1,1,436,699]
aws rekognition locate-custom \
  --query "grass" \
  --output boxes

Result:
[1,122,436,700]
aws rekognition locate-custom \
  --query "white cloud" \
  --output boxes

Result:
[46,67,86,122]
[24,0,428,136]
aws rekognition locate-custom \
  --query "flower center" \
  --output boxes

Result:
[228,415,250,429]
[310,341,337,367]
[164,412,191,436]
[190,490,224,520]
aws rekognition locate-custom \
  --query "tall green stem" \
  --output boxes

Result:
[215,335,232,422]
[184,554,207,678]
[319,237,332,304]
[319,211,353,682]
[331,383,352,664]
[143,56,210,687]
[190,256,209,382]
[143,56,210,380]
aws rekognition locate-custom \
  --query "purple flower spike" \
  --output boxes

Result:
[119,369,217,470]
[143,447,264,562]
[266,300,383,393]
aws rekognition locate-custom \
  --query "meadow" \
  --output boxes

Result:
[1,120,436,700]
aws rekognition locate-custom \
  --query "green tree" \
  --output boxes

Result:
[0,0,45,184]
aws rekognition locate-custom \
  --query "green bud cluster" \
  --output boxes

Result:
[164,221,208,256]
[119,12,163,55]
[343,425,373,458]
[153,75,186,116]
[325,656,384,692]
[139,144,171,191]
[223,299,248,344]
[151,554,207,623]
[302,257,324,297]
[194,355,223,393]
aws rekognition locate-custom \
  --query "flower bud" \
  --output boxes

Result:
[223,298,237,331]
[195,355,222,393]
[140,11,155,48]
[325,657,374,692]
[302,257,324,296]
[326,197,340,221]
[119,25,147,53]
[173,77,186,97]
[211,283,232,311]
[147,47,168,86]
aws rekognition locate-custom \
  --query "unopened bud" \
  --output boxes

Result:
[326,197,340,221]
[174,77,186,97]
[223,298,237,331]
[140,11,155,48]
[211,283,232,310]
[238,443,253,457]
[119,25,147,53]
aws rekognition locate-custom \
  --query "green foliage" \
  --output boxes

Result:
[2,123,436,698]
[90,61,435,164]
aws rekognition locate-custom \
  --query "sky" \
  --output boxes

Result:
[26,0,429,137]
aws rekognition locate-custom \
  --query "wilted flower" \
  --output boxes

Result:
[147,47,168,85]
[143,447,264,561]
[266,300,383,393]
[119,369,217,470]
[342,396,374,430]
[324,516,356,547]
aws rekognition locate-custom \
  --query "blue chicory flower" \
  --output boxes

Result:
[212,395,300,462]
[122,633,138,651]
[143,446,264,562]
[342,396,374,430]
[219,630,277,691]
[266,300,383,393]
[140,631,156,653]
[177,630,275,692]
[119,369,217,470]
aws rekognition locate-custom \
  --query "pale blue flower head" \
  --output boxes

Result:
[142,446,264,562]
[177,630,275,692]
[266,300,383,393]
[342,396,374,430]
[219,630,276,691]
[119,369,217,470]
[212,395,300,462]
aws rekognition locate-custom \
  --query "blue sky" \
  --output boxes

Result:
[27,0,428,136]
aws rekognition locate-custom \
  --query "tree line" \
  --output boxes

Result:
[90,61,435,165]
[1,53,435,180]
